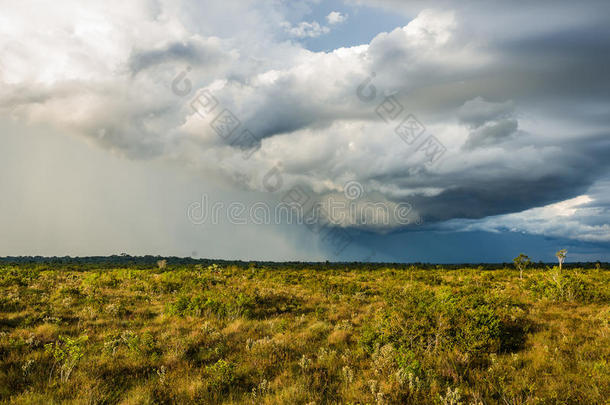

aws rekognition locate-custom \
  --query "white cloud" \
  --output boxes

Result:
[442,194,610,242]
[281,21,330,38]
[326,11,348,25]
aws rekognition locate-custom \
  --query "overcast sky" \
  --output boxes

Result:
[1,0,609,262]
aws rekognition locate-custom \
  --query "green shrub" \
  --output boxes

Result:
[44,334,88,383]
[0,267,39,287]
[360,287,511,358]
[206,359,236,392]
[526,269,606,303]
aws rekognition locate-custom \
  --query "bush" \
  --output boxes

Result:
[360,287,513,359]
[44,334,88,383]
[206,359,236,393]
[526,269,606,303]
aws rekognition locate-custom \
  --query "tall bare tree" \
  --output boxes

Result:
[556,249,567,270]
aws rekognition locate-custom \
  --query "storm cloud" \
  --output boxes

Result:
[1,0,609,247]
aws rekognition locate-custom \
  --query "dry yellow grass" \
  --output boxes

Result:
[0,263,608,404]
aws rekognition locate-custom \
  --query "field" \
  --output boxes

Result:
[1,262,609,404]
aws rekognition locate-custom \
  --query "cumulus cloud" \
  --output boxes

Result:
[281,21,330,38]
[326,11,348,25]
[1,1,609,242]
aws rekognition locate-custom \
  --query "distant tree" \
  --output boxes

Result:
[157,259,167,269]
[513,253,531,279]
[556,249,567,270]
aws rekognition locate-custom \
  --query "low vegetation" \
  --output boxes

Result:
[0,261,608,404]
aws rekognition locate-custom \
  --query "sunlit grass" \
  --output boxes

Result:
[1,264,608,404]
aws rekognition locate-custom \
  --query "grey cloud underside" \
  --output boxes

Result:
[367,133,610,222]
[129,41,222,74]
[458,97,518,150]
[457,97,514,127]
[462,119,518,150]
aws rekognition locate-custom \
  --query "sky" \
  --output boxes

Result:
[1,0,609,262]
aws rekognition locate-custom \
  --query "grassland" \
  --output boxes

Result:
[0,262,608,404]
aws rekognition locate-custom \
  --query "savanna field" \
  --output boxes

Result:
[0,262,608,404]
